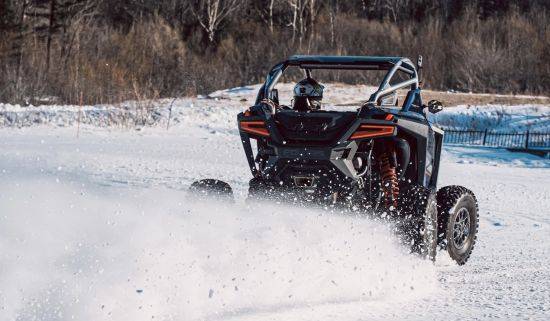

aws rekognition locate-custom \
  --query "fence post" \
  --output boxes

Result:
[525,131,530,149]
[482,129,488,146]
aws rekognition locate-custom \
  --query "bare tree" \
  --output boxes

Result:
[328,0,338,46]
[190,0,241,43]
[14,0,29,94]
[383,0,408,22]
[306,0,320,50]
[361,0,412,22]
[286,0,309,44]
[286,0,319,48]
[268,0,275,32]
[286,0,299,42]
[253,0,280,33]
[45,0,56,73]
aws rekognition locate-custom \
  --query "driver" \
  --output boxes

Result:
[292,78,325,112]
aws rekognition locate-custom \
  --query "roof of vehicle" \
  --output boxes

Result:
[285,55,405,69]
[256,55,419,106]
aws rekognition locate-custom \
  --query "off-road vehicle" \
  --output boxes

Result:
[191,55,479,264]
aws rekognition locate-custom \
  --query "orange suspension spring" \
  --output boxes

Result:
[379,151,399,208]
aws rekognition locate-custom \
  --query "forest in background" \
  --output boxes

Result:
[0,0,549,105]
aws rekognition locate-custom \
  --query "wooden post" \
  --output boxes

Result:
[525,131,530,149]
[482,129,488,146]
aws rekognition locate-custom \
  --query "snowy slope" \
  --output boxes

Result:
[1,87,550,321]
[3,84,549,132]
[431,104,550,132]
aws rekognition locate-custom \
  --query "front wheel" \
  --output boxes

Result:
[437,186,479,265]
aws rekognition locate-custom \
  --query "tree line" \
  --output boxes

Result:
[1,0,549,105]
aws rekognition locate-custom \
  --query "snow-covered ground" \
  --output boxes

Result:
[3,84,549,132]
[431,105,550,132]
[1,88,549,321]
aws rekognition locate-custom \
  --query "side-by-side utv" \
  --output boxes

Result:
[191,55,479,265]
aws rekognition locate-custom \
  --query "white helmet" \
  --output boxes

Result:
[293,78,324,111]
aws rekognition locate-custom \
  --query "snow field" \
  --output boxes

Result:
[2,83,549,132]
[0,175,437,321]
[1,84,549,320]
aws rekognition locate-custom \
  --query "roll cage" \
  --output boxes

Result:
[255,55,422,112]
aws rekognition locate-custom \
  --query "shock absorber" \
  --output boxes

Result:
[379,150,399,209]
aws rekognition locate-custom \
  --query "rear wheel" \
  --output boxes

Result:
[437,186,479,265]
[189,179,234,202]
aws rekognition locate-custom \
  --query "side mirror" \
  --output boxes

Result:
[427,100,443,113]
[269,89,279,105]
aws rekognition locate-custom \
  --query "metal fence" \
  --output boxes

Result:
[443,129,550,149]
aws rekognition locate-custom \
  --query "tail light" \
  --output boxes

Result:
[350,124,395,140]
[240,120,269,137]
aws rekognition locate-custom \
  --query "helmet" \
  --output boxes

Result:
[293,78,324,111]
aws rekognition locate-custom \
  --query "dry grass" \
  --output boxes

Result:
[1,7,549,105]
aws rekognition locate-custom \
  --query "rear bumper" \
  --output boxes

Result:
[258,142,359,198]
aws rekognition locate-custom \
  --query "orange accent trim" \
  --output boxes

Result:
[350,125,395,140]
[240,120,270,137]
[385,114,394,121]
[244,110,251,117]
